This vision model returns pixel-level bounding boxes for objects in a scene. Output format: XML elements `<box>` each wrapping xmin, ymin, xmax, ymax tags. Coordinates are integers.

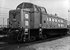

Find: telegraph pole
<box><xmin>68</xmin><ymin>9</ymin><xmax>70</xmax><ymax>25</ymax></box>
<box><xmin>3</xmin><ymin>18</ymin><xmax>4</xmax><ymax>27</ymax></box>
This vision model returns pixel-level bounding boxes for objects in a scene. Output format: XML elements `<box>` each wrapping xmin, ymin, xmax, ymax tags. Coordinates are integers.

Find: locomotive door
<box><xmin>33</xmin><ymin>5</ymin><xmax>43</xmax><ymax>39</ymax></box>
<box><xmin>40</xmin><ymin>7</ymin><xmax>47</xmax><ymax>28</ymax></box>
<box><xmin>29</xmin><ymin>5</ymin><xmax>41</xmax><ymax>28</ymax></box>
<box><xmin>33</xmin><ymin>5</ymin><xmax>40</xmax><ymax>28</ymax></box>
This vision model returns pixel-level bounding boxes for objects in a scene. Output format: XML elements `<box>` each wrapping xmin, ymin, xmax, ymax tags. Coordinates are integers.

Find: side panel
<box><xmin>63</xmin><ymin>20</ymin><xmax>67</xmax><ymax>28</ymax></box>
<box><xmin>51</xmin><ymin>17</ymin><xmax>58</xmax><ymax>28</ymax></box>
<box><xmin>30</xmin><ymin>12</ymin><xmax>34</xmax><ymax>29</ymax></box>
<box><xmin>34</xmin><ymin>12</ymin><xmax>40</xmax><ymax>28</ymax></box>
<box><xmin>42</xmin><ymin>14</ymin><xmax>67</xmax><ymax>29</ymax></box>
<box><xmin>42</xmin><ymin>14</ymin><xmax>47</xmax><ymax>28</ymax></box>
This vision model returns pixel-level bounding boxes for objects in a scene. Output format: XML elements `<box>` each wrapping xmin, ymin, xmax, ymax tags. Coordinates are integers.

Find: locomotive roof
<box><xmin>16</xmin><ymin>2</ymin><xmax>33</xmax><ymax>9</ymax></box>
<box><xmin>16</xmin><ymin>2</ymin><xmax>67</xmax><ymax>21</ymax></box>
<box><xmin>16</xmin><ymin>2</ymin><xmax>46</xmax><ymax>9</ymax></box>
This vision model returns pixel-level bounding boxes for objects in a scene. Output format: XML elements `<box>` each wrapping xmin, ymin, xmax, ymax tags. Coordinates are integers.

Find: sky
<box><xmin>0</xmin><ymin>0</ymin><xmax>69</xmax><ymax>25</ymax></box>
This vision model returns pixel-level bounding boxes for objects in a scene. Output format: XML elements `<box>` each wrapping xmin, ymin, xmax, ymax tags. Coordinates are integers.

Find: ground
<box><xmin>14</xmin><ymin>36</ymin><xmax>70</xmax><ymax>50</ymax></box>
<box><xmin>1</xmin><ymin>35</ymin><xmax>70</xmax><ymax>50</ymax></box>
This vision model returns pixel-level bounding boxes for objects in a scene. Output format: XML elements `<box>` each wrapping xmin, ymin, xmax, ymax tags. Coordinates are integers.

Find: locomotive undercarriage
<box><xmin>42</xmin><ymin>28</ymin><xmax>68</xmax><ymax>37</ymax></box>
<box><xmin>0</xmin><ymin>28</ymin><xmax>68</xmax><ymax>43</ymax></box>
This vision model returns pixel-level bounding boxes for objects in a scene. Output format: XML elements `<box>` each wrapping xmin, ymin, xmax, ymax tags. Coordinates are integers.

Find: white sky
<box><xmin>0</xmin><ymin>0</ymin><xmax>69</xmax><ymax>25</ymax></box>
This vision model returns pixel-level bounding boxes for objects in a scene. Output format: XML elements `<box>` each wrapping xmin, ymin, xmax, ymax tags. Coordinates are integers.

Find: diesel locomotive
<box><xmin>0</xmin><ymin>2</ymin><xmax>68</xmax><ymax>42</ymax></box>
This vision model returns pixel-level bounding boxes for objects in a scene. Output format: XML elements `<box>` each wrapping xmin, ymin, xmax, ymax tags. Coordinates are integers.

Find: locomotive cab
<box><xmin>9</xmin><ymin>9</ymin><xmax>30</xmax><ymax>42</ymax></box>
<box><xmin>8</xmin><ymin>2</ymin><xmax>46</xmax><ymax>42</ymax></box>
<box><xmin>16</xmin><ymin>2</ymin><xmax>34</xmax><ymax>12</ymax></box>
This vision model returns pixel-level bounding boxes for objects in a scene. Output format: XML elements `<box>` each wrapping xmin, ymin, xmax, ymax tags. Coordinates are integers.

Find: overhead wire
<box><xmin>0</xmin><ymin>7</ymin><xmax>10</xmax><ymax>17</ymax></box>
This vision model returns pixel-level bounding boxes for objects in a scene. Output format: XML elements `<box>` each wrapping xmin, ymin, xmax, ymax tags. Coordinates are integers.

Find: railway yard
<box><xmin>0</xmin><ymin>1</ymin><xmax>69</xmax><ymax>50</ymax></box>
<box><xmin>0</xmin><ymin>34</ymin><xmax>70</xmax><ymax>50</ymax></box>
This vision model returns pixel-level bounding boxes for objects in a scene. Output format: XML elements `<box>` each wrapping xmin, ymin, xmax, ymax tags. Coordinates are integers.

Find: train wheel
<box><xmin>39</xmin><ymin>35</ymin><xmax>44</xmax><ymax>40</ymax></box>
<box><xmin>17</xmin><ymin>34</ymin><xmax>23</xmax><ymax>43</ymax></box>
<box><xmin>43</xmin><ymin>35</ymin><xmax>47</xmax><ymax>39</ymax></box>
<box><xmin>23</xmin><ymin>37</ymin><xmax>26</xmax><ymax>42</ymax></box>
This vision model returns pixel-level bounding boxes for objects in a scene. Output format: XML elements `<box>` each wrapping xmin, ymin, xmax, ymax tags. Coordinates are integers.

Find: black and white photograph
<box><xmin>0</xmin><ymin>0</ymin><xmax>69</xmax><ymax>50</ymax></box>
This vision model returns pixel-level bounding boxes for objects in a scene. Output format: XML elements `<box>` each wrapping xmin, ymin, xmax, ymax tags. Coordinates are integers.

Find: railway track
<box><xmin>0</xmin><ymin>33</ymin><xmax>69</xmax><ymax>50</ymax></box>
<box><xmin>19</xmin><ymin>34</ymin><xmax>69</xmax><ymax>46</ymax></box>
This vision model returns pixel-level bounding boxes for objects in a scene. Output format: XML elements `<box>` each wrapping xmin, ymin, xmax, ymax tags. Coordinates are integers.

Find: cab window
<box><xmin>40</xmin><ymin>7</ymin><xmax>47</xmax><ymax>14</ymax></box>
<box><xmin>49</xmin><ymin>18</ymin><xmax>51</xmax><ymax>21</ymax></box>
<box><xmin>55</xmin><ymin>19</ymin><xmax>57</xmax><ymax>22</ymax></box>
<box><xmin>34</xmin><ymin>5</ymin><xmax>39</xmax><ymax>12</ymax></box>
<box><xmin>60</xmin><ymin>20</ymin><xmax>63</xmax><ymax>23</ymax></box>
<box><xmin>52</xmin><ymin>18</ymin><xmax>55</xmax><ymax>22</ymax></box>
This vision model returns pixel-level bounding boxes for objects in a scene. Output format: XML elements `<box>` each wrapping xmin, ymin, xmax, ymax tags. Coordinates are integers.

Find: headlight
<box><xmin>0</xmin><ymin>35</ymin><xmax>4</xmax><ymax>37</ymax></box>
<box><xmin>15</xmin><ymin>30</ymin><xmax>19</xmax><ymax>32</ymax></box>
<box><xmin>25</xmin><ymin>28</ymin><xmax>28</xmax><ymax>32</ymax></box>
<box><xmin>0</xmin><ymin>35</ymin><xmax>8</xmax><ymax>37</ymax></box>
<box><xmin>25</xmin><ymin>21</ymin><xmax>29</xmax><ymax>26</ymax></box>
<box><xmin>25</xmin><ymin>14</ymin><xmax>29</xmax><ymax>19</ymax></box>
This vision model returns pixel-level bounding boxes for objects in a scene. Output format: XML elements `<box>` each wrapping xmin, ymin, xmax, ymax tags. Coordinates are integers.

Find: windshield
<box><xmin>23</xmin><ymin>3</ymin><xmax>33</xmax><ymax>8</ymax></box>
